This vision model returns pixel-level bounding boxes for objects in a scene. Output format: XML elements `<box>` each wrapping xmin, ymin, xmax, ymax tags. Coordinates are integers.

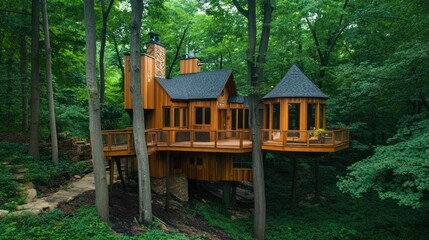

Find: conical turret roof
<box><xmin>263</xmin><ymin>65</ymin><xmax>328</xmax><ymax>99</ymax></box>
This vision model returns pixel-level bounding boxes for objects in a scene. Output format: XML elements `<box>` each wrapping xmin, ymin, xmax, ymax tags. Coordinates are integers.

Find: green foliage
<box><xmin>194</xmin><ymin>203</ymin><xmax>252</xmax><ymax>240</ymax></box>
<box><xmin>0</xmin><ymin>168</ymin><xmax>25</xmax><ymax>210</ymax></box>
<box><xmin>338</xmin><ymin>113</ymin><xmax>429</xmax><ymax>208</ymax></box>
<box><xmin>0</xmin><ymin>205</ymin><xmax>196</xmax><ymax>240</ymax></box>
<box><xmin>56</xmin><ymin>104</ymin><xmax>89</xmax><ymax>138</ymax></box>
<box><xmin>0</xmin><ymin>206</ymin><xmax>115</xmax><ymax>239</ymax></box>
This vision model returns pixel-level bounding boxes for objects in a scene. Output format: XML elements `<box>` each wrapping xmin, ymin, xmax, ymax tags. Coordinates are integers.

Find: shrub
<box><xmin>0</xmin><ymin>168</ymin><xmax>25</xmax><ymax>210</ymax></box>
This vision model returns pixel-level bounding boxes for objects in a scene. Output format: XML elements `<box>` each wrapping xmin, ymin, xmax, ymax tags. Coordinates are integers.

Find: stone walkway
<box><xmin>15</xmin><ymin>172</ymin><xmax>95</xmax><ymax>215</ymax></box>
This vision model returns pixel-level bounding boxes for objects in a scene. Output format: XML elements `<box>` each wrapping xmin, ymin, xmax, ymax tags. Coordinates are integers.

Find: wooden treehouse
<box><xmin>101</xmin><ymin>33</ymin><xmax>349</xmax><ymax>202</ymax></box>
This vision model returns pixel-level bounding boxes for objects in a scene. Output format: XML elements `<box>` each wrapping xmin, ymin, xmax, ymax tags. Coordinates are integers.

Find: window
<box><xmin>173</xmin><ymin>107</ymin><xmax>188</xmax><ymax>128</ymax></box>
<box><xmin>233</xmin><ymin>156</ymin><xmax>252</xmax><ymax>169</ymax></box>
<box><xmin>174</xmin><ymin>108</ymin><xmax>180</xmax><ymax>127</ymax></box>
<box><xmin>163</xmin><ymin>107</ymin><xmax>171</xmax><ymax>127</ymax></box>
<box><xmin>272</xmin><ymin>103</ymin><xmax>280</xmax><ymax>130</ymax></box>
<box><xmin>196</xmin><ymin>158</ymin><xmax>203</xmax><ymax>166</ymax></box>
<box><xmin>265</xmin><ymin>104</ymin><xmax>270</xmax><ymax>129</ymax></box>
<box><xmin>232</xmin><ymin>108</ymin><xmax>250</xmax><ymax>130</ymax></box>
<box><xmin>307</xmin><ymin>104</ymin><xmax>316</xmax><ymax>130</ymax></box>
<box><xmin>288</xmin><ymin>103</ymin><xmax>300</xmax><ymax>130</ymax></box>
<box><xmin>195</xmin><ymin>107</ymin><xmax>210</xmax><ymax>124</ymax></box>
<box><xmin>319</xmin><ymin>104</ymin><xmax>325</xmax><ymax>129</ymax></box>
<box><xmin>190</xmin><ymin>158</ymin><xmax>195</xmax><ymax>165</ymax></box>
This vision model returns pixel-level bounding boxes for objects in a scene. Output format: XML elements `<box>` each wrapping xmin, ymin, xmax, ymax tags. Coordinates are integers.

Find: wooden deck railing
<box><xmin>261</xmin><ymin>128</ymin><xmax>350</xmax><ymax>149</ymax></box>
<box><xmin>101</xmin><ymin>128</ymin><xmax>252</xmax><ymax>153</ymax></box>
<box><xmin>102</xmin><ymin>127</ymin><xmax>349</xmax><ymax>154</ymax></box>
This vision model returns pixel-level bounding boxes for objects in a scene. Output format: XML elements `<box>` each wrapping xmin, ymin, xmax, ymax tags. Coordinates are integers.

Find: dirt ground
<box><xmin>58</xmin><ymin>182</ymin><xmax>241</xmax><ymax>239</ymax></box>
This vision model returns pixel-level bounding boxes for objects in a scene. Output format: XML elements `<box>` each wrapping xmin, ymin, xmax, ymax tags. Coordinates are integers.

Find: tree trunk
<box><xmin>130</xmin><ymin>0</ymin><xmax>152</xmax><ymax>225</ymax></box>
<box><xmin>166</xmin><ymin>23</ymin><xmax>190</xmax><ymax>79</ymax></box>
<box><xmin>99</xmin><ymin>0</ymin><xmax>114</xmax><ymax>103</ymax></box>
<box><xmin>41</xmin><ymin>0</ymin><xmax>58</xmax><ymax>165</ymax></box>
<box><xmin>21</xmin><ymin>35</ymin><xmax>28</xmax><ymax>132</ymax></box>
<box><xmin>232</xmin><ymin>1</ymin><xmax>273</xmax><ymax>238</ymax></box>
<box><xmin>83</xmin><ymin>0</ymin><xmax>109</xmax><ymax>222</ymax></box>
<box><xmin>6</xmin><ymin>56</ymin><xmax>13</xmax><ymax>128</ymax></box>
<box><xmin>249</xmin><ymin>94</ymin><xmax>266</xmax><ymax>239</ymax></box>
<box><xmin>112</xmin><ymin>32</ymin><xmax>125</xmax><ymax>91</ymax></box>
<box><xmin>29</xmin><ymin>0</ymin><xmax>41</xmax><ymax>160</ymax></box>
<box><xmin>291</xmin><ymin>158</ymin><xmax>298</xmax><ymax>210</ymax></box>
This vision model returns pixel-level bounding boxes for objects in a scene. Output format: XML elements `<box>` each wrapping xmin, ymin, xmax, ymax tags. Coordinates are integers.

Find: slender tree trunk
<box><xmin>21</xmin><ymin>35</ymin><xmax>28</xmax><ymax>132</ymax></box>
<box><xmin>99</xmin><ymin>0</ymin><xmax>114</xmax><ymax>103</ymax></box>
<box><xmin>41</xmin><ymin>0</ymin><xmax>58</xmax><ymax>165</ymax></box>
<box><xmin>166</xmin><ymin>23</ymin><xmax>190</xmax><ymax>79</ymax></box>
<box><xmin>314</xmin><ymin>157</ymin><xmax>320</xmax><ymax>202</ymax></box>
<box><xmin>29</xmin><ymin>0</ymin><xmax>41</xmax><ymax>160</ymax></box>
<box><xmin>130</xmin><ymin>0</ymin><xmax>152</xmax><ymax>225</ymax></box>
<box><xmin>83</xmin><ymin>0</ymin><xmax>109</xmax><ymax>222</ymax></box>
<box><xmin>249</xmin><ymin>94</ymin><xmax>266</xmax><ymax>239</ymax></box>
<box><xmin>112</xmin><ymin>32</ymin><xmax>124</xmax><ymax>91</ymax></box>
<box><xmin>233</xmin><ymin>1</ymin><xmax>273</xmax><ymax>238</ymax></box>
<box><xmin>291</xmin><ymin>158</ymin><xmax>298</xmax><ymax>210</ymax></box>
<box><xmin>6</xmin><ymin>55</ymin><xmax>13</xmax><ymax>128</ymax></box>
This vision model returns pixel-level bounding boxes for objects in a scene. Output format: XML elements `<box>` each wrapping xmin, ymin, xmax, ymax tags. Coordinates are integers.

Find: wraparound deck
<box><xmin>101</xmin><ymin>127</ymin><xmax>349</xmax><ymax>157</ymax></box>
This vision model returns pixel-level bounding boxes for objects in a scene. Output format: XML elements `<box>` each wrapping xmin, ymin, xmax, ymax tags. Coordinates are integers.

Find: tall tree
<box><xmin>304</xmin><ymin>0</ymin><xmax>351</xmax><ymax>90</ymax></box>
<box><xmin>130</xmin><ymin>0</ymin><xmax>152</xmax><ymax>225</ymax></box>
<box><xmin>83</xmin><ymin>0</ymin><xmax>109</xmax><ymax>222</ymax></box>
<box><xmin>99</xmin><ymin>0</ymin><xmax>114</xmax><ymax>103</ymax></box>
<box><xmin>29</xmin><ymin>0</ymin><xmax>41</xmax><ymax>160</ymax></box>
<box><xmin>41</xmin><ymin>0</ymin><xmax>58</xmax><ymax>164</ymax></box>
<box><xmin>232</xmin><ymin>0</ymin><xmax>273</xmax><ymax>239</ymax></box>
<box><xmin>20</xmin><ymin>35</ymin><xmax>28</xmax><ymax>132</ymax></box>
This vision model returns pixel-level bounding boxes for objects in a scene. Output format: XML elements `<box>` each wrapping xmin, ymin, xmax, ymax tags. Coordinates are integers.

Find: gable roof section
<box><xmin>263</xmin><ymin>65</ymin><xmax>328</xmax><ymax>99</ymax></box>
<box><xmin>156</xmin><ymin>69</ymin><xmax>234</xmax><ymax>100</ymax></box>
<box><xmin>228</xmin><ymin>96</ymin><xmax>249</xmax><ymax>107</ymax></box>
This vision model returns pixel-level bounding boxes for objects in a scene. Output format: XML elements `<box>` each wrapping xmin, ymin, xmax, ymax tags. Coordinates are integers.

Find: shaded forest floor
<box><xmin>58</xmin><ymin>182</ymin><xmax>244</xmax><ymax>239</ymax></box>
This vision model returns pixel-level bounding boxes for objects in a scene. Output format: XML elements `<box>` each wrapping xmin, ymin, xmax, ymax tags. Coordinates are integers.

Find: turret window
<box><xmin>307</xmin><ymin>104</ymin><xmax>316</xmax><ymax>130</ymax></box>
<box><xmin>288</xmin><ymin>103</ymin><xmax>300</xmax><ymax>130</ymax></box>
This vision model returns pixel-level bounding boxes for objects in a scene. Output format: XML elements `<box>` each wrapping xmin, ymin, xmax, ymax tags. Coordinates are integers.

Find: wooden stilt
<box><xmin>222</xmin><ymin>181</ymin><xmax>237</xmax><ymax>209</ymax></box>
<box><xmin>291</xmin><ymin>158</ymin><xmax>298</xmax><ymax>210</ymax></box>
<box><xmin>165</xmin><ymin>151</ymin><xmax>170</xmax><ymax>211</ymax></box>
<box><xmin>115</xmin><ymin>158</ymin><xmax>126</xmax><ymax>190</ymax></box>
<box><xmin>314</xmin><ymin>157</ymin><xmax>320</xmax><ymax>203</ymax></box>
<box><xmin>109</xmin><ymin>157</ymin><xmax>114</xmax><ymax>204</ymax></box>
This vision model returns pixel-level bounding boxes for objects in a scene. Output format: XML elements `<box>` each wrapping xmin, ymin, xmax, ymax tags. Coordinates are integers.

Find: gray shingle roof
<box><xmin>228</xmin><ymin>96</ymin><xmax>249</xmax><ymax>107</ymax></box>
<box><xmin>156</xmin><ymin>69</ymin><xmax>233</xmax><ymax>100</ymax></box>
<box><xmin>263</xmin><ymin>65</ymin><xmax>328</xmax><ymax>99</ymax></box>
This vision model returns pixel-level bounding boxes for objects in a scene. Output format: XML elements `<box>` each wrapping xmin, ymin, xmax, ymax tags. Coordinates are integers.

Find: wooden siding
<box><xmin>180</xmin><ymin>58</ymin><xmax>200</xmax><ymax>74</ymax></box>
<box><xmin>150</xmin><ymin>152</ymin><xmax>252</xmax><ymax>181</ymax></box>
<box><xmin>124</xmin><ymin>54</ymin><xmax>155</xmax><ymax>109</ymax></box>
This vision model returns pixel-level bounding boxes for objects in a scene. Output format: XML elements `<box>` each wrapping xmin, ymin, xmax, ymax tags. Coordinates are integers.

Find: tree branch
<box><xmin>232</xmin><ymin>0</ymin><xmax>248</xmax><ymax>17</ymax></box>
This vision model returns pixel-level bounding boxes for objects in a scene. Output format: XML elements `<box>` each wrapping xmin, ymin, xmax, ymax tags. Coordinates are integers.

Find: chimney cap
<box><xmin>146</xmin><ymin>32</ymin><xmax>165</xmax><ymax>47</ymax></box>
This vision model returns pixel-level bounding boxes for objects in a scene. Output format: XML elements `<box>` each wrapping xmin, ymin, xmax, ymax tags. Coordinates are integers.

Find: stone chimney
<box><xmin>180</xmin><ymin>45</ymin><xmax>200</xmax><ymax>74</ymax></box>
<box><xmin>146</xmin><ymin>32</ymin><xmax>166</xmax><ymax>78</ymax></box>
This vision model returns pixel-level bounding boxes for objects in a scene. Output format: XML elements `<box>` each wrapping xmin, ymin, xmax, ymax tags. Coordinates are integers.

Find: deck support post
<box><xmin>109</xmin><ymin>157</ymin><xmax>114</xmax><ymax>205</ymax></box>
<box><xmin>115</xmin><ymin>158</ymin><xmax>126</xmax><ymax>190</ymax></box>
<box><xmin>314</xmin><ymin>157</ymin><xmax>320</xmax><ymax>203</ymax></box>
<box><xmin>165</xmin><ymin>151</ymin><xmax>170</xmax><ymax>211</ymax></box>
<box><xmin>222</xmin><ymin>181</ymin><xmax>237</xmax><ymax>209</ymax></box>
<box><xmin>291</xmin><ymin>158</ymin><xmax>298</xmax><ymax>210</ymax></box>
